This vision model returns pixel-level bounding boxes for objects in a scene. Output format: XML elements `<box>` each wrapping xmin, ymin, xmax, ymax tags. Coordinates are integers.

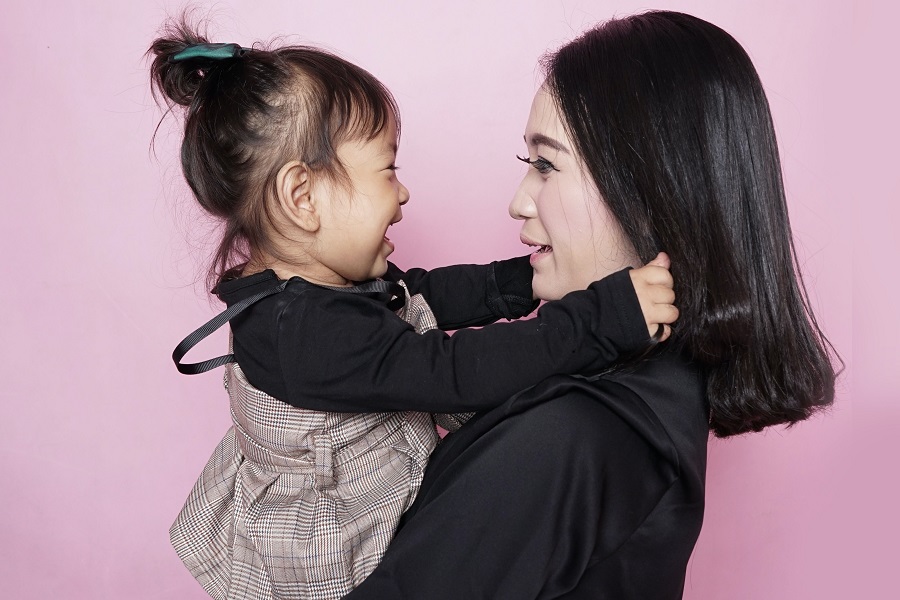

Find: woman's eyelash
<box><xmin>386</xmin><ymin>164</ymin><xmax>399</xmax><ymax>171</ymax></box>
<box><xmin>516</xmin><ymin>154</ymin><xmax>559</xmax><ymax>174</ymax></box>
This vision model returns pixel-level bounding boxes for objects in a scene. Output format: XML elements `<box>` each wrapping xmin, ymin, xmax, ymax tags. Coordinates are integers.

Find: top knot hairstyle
<box><xmin>542</xmin><ymin>11</ymin><xmax>838</xmax><ymax>437</ymax></box>
<box><xmin>148</xmin><ymin>18</ymin><xmax>400</xmax><ymax>291</ymax></box>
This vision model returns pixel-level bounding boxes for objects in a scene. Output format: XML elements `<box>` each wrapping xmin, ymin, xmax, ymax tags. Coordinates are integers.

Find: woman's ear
<box><xmin>275</xmin><ymin>161</ymin><xmax>319</xmax><ymax>232</ymax></box>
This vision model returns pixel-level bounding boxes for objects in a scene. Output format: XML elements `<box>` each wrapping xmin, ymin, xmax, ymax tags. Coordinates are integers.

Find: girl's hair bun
<box><xmin>148</xmin><ymin>20</ymin><xmax>214</xmax><ymax>107</ymax></box>
<box><xmin>148</xmin><ymin>13</ymin><xmax>402</xmax><ymax>292</ymax></box>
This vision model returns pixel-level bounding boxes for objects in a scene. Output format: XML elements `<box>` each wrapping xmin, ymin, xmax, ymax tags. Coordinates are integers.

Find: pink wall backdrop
<box><xmin>1</xmin><ymin>0</ymin><xmax>891</xmax><ymax>597</ymax></box>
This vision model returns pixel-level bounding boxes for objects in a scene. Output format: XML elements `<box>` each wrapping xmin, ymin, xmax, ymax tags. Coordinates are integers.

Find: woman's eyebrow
<box><xmin>525</xmin><ymin>133</ymin><xmax>570</xmax><ymax>154</ymax></box>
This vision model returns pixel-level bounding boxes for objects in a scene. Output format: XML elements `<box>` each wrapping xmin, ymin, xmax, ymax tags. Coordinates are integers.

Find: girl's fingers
<box><xmin>646</xmin><ymin>305</ymin><xmax>678</xmax><ymax>339</ymax></box>
<box><xmin>649</xmin><ymin>304</ymin><xmax>679</xmax><ymax>326</ymax></box>
<box><xmin>640</xmin><ymin>266</ymin><xmax>674</xmax><ymax>287</ymax></box>
<box><xmin>647</xmin><ymin>251</ymin><xmax>671</xmax><ymax>269</ymax></box>
<box><xmin>640</xmin><ymin>253</ymin><xmax>676</xmax><ymax>343</ymax></box>
<box><xmin>663</xmin><ymin>305</ymin><xmax>679</xmax><ymax>323</ymax></box>
<box><xmin>648</xmin><ymin>322</ymin><xmax>672</xmax><ymax>342</ymax></box>
<box><xmin>658</xmin><ymin>324</ymin><xmax>672</xmax><ymax>342</ymax></box>
<box><xmin>651</xmin><ymin>287</ymin><xmax>676</xmax><ymax>305</ymax></box>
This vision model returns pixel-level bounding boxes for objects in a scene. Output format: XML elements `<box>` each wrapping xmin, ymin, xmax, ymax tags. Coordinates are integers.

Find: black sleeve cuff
<box><xmin>589</xmin><ymin>267</ymin><xmax>650</xmax><ymax>351</ymax></box>
<box><xmin>487</xmin><ymin>256</ymin><xmax>539</xmax><ymax>319</ymax></box>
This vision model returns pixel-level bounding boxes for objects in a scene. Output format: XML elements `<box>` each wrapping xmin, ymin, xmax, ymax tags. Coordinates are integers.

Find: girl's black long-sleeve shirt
<box><xmin>218</xmin><ymin>257</ymin><xmax>649</xmax><ymax>414</ymax></box>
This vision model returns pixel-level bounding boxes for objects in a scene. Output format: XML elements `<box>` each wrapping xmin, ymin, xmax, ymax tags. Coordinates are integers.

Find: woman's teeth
<box><xmin>537</xmin><ymin>245</ymin><xmax>552</xmax><ymax>253</ymax></box>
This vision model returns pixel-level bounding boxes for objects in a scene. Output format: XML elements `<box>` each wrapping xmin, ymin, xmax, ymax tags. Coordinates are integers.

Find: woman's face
<box><xmin>509</xmin><ymin>88</ymin><xmax>639</xmax><ymax>301</ymax></box>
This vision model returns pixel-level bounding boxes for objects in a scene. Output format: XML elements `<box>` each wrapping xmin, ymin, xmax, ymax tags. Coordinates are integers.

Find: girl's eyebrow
<box><xmin>525</xmin><ymin>133</ymin><xmax>570</xmax><ymax>154</ymax></box>
<box><xmin>381</xmin><ymin>141</ymin><xmax>398</xmax><ymax>156</ymax></box>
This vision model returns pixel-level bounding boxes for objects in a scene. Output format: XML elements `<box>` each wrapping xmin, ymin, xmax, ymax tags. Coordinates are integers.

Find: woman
<box><xmin>345</xmin><ymin>10</ymin><xmax>836</xmax><ymax>599</ymax></box>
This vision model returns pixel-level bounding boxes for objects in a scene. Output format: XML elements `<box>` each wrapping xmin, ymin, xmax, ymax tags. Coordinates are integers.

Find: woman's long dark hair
<box><xmin>543</xmin><ymin>11</ymin><xmax>837</xmax><ymax>437</ymax></box>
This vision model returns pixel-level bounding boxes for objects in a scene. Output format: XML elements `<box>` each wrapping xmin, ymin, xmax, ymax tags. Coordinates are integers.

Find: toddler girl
<box><xmin>150</xmin><ymin>23</ymin><xmax>676</xmax><ymax>600</ymax></box>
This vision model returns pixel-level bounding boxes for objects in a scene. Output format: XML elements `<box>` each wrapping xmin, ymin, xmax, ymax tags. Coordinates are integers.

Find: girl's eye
<box><xmin>387</xmin><ymin>164</ymin><xmax>399</xmax><ymax>171</ymax></box>
<box><xmin>516</xmin><ymin>154</ymin><xmax>559</xmax><ymax>174</ymax></box>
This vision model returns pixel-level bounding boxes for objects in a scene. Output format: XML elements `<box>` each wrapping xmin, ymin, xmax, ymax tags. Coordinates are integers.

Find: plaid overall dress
<box><xmin>170</xmin><ymin>282</ymin><xmax>471</xmax><ymax>599</ymax></box>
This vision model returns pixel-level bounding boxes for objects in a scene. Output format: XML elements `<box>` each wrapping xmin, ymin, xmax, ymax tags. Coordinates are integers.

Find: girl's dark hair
<box><xmin>543</xmin><ymin>11</ymin><xmax>837</xmax><ymax>437</ymax></box>
<box><xmin>148</xmin><ymin>17</ymin><xmax>400</xmax><ymax>291</ymax></box>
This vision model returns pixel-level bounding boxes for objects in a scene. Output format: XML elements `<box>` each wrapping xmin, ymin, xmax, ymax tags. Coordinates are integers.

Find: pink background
<box><xmin>0</xmin><ymin>0</ymin><xmax>893</xmax><ymax>597</ymax></box>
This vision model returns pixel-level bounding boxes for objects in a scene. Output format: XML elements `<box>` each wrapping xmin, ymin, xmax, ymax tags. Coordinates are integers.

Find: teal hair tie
<box><xmin>170</xmin><ymin>43</ymin><xmax>248</xmax><ymax>62</ymax></box>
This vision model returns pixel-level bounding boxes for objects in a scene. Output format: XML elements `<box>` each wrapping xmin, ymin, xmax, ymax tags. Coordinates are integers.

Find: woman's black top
<box><xmin>344</xmin><ymin>349</ymin><xmax>709</xmax><ymax>599</ymax></box>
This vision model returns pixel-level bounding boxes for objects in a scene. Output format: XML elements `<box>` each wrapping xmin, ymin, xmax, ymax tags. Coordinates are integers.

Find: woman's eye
<box><xmin>532</xmin><ymin>157</ymin><xmax>557</xmax><ymax>174</ymax></box>
<box><xmin>516</xmin><ymin>154</ymin><xmax>559</xmax><ymax>175</ymax></box>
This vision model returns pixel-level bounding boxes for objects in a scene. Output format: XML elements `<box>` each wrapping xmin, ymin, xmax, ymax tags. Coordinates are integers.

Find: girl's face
<box><xmin>509</xmin><ymin>88</ymin><xmax>638</xmax><ymax>301</ymax></box>
<box><xmin>315</xmin><ymin>117</ymin><xmax>410</xmax><ymax>283</ymax></box>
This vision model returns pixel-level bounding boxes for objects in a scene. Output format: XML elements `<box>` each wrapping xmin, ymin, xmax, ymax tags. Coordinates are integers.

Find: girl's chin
<box><xmin>371</xmin><ymin>261</ymin><xmax>389</xmax><ymax>279</ymax></box>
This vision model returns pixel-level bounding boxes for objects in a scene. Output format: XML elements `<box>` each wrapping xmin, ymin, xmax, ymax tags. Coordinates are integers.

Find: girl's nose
<box><xmin>399</xmin><ymin>182</ymin><xmax>410</xmax><ymax>206</ymax></box>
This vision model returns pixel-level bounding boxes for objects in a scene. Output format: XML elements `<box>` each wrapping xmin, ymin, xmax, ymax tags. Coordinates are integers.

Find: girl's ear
<box><xmin>275</xmin><ymin>161</ymin><xmax>320</xmax><ymax>232</ymax></box>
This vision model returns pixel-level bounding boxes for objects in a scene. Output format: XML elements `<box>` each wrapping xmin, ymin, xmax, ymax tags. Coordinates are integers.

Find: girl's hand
<box><xmin>629</xmin><ymin>252</ymin><xmax>678</xmax><ymax>342</ymax></box>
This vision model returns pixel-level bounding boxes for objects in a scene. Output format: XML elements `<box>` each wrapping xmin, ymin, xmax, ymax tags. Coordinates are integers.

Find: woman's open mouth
<box><xmin>529</xmin><ymin>245</ymin><xmax>552</xmax><ymax>265</ymax></box>
<box><xmin>520</xmin><ymin>235</ymin><xmax>552</xmax><ymax>264</ymax></box>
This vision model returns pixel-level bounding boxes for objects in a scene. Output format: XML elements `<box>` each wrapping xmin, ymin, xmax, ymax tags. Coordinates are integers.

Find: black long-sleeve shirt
<box><xmin>218</xmin><ymin>257</ymin><xmax>649</xmax><ymax>414</ymax></box>
<box><xmin>343</xmin><ymin>350</ymin><xmax>709</xmax><ymax>599</ymax></box>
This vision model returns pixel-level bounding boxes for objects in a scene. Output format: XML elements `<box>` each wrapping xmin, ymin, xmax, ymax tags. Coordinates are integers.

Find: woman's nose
<box><xmin>509</xmin><ymin>185</ymin><xmax>536</xmax><ymax>220</ymax></box>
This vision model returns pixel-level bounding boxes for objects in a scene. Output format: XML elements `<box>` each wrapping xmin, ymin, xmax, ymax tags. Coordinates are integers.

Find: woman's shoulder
<box><xmin>603</xmin><ymin>350</ymin><xmax>706</xmax><ymax>409</ymax></box>
<box><xmin>603</xmin><ymin>351</ymin><xmax>709</xmax><ymax>481</ymax></box>
<box><xmin>525</xmin><ymin>351</ymin><xmax>705</xmax><ymax>420</ymax></box>
<box><xmin>511</xmin><ymin>351</ymin><xmax>708</xmax><ymax>477</ymax></box>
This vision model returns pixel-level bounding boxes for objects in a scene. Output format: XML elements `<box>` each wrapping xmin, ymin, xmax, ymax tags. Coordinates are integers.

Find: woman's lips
<box><xmin>383</xmin><ymin>235</ymin><xmax>395</xmax><ymax>252</ymax></box>
<box><xmin>529</xmin><ymin>245</ymin><xmax>552</xmax><ymax>265</ymax></box>
<box><xmin>521</xmin><ymin>234</ymin><xmax>552</xmax><ymax>264</ymax></box>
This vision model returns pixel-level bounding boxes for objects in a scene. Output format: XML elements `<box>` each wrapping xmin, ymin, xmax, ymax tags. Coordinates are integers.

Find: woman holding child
<box><xmin>156</xmin><ymin>9</ymin><xmax>836</xmax><ymax>600</ymax></box>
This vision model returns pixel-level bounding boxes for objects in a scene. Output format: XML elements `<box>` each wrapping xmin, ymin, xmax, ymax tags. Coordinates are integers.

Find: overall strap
<box><xmin>172</xmin><ymin>278</ymin><xmax>405</xmax><ymax>374</ymax></box>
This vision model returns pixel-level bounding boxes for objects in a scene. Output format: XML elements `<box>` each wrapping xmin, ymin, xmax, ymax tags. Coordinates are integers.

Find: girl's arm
<box><xmin>383</xmin><ymin>257</ymin><xmax>537</xmax><ymax>329</ymax></box>
<box><xmin>267</xmin><ymin>268</ymin><xmax>657</xmax><ymax>414</ymax></box>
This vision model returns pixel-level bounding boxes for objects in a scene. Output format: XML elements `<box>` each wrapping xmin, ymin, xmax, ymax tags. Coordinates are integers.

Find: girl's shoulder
<box><xmin>218</xmin><ymin>269</ymin><xmax>390</xmax><ymax>311</ymax></box>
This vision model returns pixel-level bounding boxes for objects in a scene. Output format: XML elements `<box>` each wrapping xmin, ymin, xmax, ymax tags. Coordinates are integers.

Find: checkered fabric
<box><xmin>170</xmin><ymin>284</ymin><xmax>471</xmax><ymax>599</ymax></box>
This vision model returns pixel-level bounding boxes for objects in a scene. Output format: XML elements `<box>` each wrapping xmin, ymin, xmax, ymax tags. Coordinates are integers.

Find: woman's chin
<box><xmin>533</xmin><ymin>269</ymin><xmax>598</xmax><ymax>301</ymax></box>
<box><xmin>532</xmin><ymin>278</ymin><xmax>566</xmax><ymax>302</ymax></box>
